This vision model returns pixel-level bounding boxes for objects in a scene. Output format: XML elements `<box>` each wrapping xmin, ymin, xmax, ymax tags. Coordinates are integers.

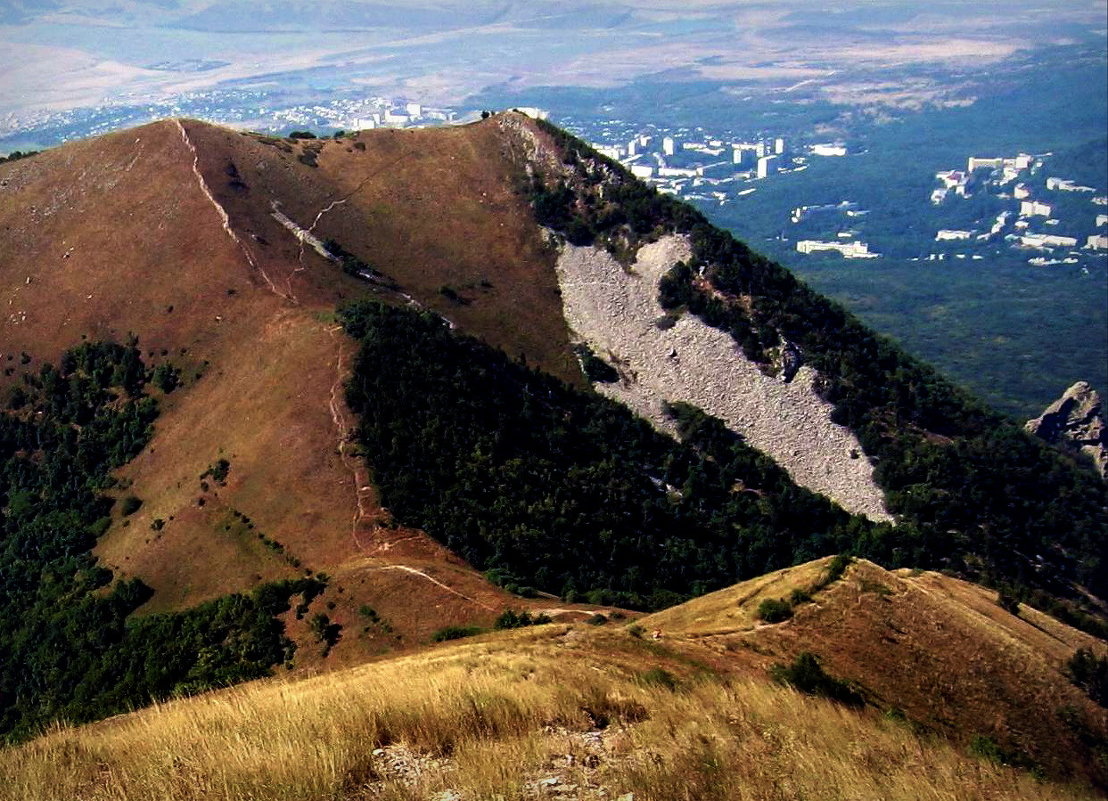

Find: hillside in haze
<box><xmin>0</xmin><ymin>113</ymin><xmax>1105</xmax><ymax>796</ymax></box>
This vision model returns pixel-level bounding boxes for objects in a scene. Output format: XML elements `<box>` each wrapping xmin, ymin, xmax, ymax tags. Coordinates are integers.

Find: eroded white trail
<box><xmin>175</xmin><ymin>119</ymin><xmax>291</xmax><ymax>302</ymax></box>
<box><xmin>178</xmin><ymin>122</ymin><xmax>492</xmax><ymax>610</ymax></box>
<box><xmin>327</xmin><ymin>325</ymin><xmax>376</xmax><ymax>552</ymax></box>
<box><xmin>371</xmin><ymin>565</ymin><xmax>495</xmax><ymax>611</ymax></box>
<box><xmin>326</xmin><ymin>326</ymin><xmax>493</xmax><ymax>611</ymax></box>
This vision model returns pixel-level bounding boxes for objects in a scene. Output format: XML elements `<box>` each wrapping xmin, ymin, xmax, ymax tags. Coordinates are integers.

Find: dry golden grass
<box><xmin>642</xmin><ymin>558</ymin><xmax>1108</xmax><ymax>788</ymax></box>
<box><xmin>0</xmin><ymin>623</ymin><xmax>1094</xmax><ymax>801</ymax></box>
<box><xmin>639</xmin><ymin>556</ymin><xmax>835</xmax><ymax>636</ymax></box>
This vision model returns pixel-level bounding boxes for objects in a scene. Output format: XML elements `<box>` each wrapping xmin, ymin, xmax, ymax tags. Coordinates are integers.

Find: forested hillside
<box><xmin>0</xmin><ymin>343</ymin><xmax>322</xmax><ymax>741</ymax></box>
<box><xmin>342</xmin><ymin>301</ymin><xmax>973</xmax><ymax>608</ymax></box>
<box><xmin>520</xmin><ymin>119</ymin><xmax>1107</xmax><ymax>622</ymax></box>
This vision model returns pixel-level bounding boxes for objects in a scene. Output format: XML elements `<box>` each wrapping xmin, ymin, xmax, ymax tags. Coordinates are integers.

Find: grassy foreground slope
<box><xmin>3</xmin><ymin>559</ymin><xmax>1102</xmax><ymax>800</ymax></box>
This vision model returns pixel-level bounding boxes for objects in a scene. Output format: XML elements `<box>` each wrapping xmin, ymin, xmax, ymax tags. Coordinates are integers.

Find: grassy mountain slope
<box><xmin>0</xmin><ymin>119</ymin><xmax>363</xmax><ymax>610</ymax></box>
<box><xmin>2</xmin><ymin>559</ymin><xmax>1102</xmax><ymax>800</ymax></box>
<box><xmin>184</xmin><ymin>120</ymin><xmax>580</xmax><ymax>383</ymax></box>
<box><xmin>643</xmin><ymin>557</ymin><xmax>1108</xmax><ymax>787</ymax></box>
<box><xmin>0</xmin><ymin>117</ymin><xmax>588</xmax><ymax>672</ymax></box>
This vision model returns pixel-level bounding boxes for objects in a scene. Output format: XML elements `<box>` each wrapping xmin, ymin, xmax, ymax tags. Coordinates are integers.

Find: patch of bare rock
<box><xmin>355</xmin><ymin>729</ymin><xmax>636</xmax><ymax>800</ymax></box>
<box><xmin>553</xmin><ymin>234</ymin><xmax>891</xmax><ymax>523</ymax></box>
<box><xmin>1026</xmin><ymin>380</ymin><xmax>1108</xmax><ymax>479</ymax></box>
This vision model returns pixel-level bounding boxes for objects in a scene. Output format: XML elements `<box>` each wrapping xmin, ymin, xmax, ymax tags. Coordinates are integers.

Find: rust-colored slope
<box><xmin>0</xmin><ymin>120</ymin><xmax>258</xmax><ymax>371</ymax></box>
<box><xmin>0</xmin><ymin>119</ymin><xmax>573</xmax><ymax>664</ymax></box>
<box><xmin>182</xmin><ymin>118</ymin><xmax>580</xmax><ymax>384</ymax></box>
<box><xmin>0</xmin><ymin>120</ymin><xmax>378</xmax><ymax>610</ymax></box>
<box><xmin>643</xmin><ymin>557</ymin><xmax>1108</xmax><ymax>786</ymax></box>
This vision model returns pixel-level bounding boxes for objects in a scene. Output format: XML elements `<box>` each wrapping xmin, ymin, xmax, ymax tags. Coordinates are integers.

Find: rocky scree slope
<box><xmin>554</xmin><ymin>232</ymin><xmax>890</xmax><ymax>522</ymax></box>
<box><xmin>504</xmin><ymin>115</ymin><xmax>1108</xmax><ymax>622</ymax></box>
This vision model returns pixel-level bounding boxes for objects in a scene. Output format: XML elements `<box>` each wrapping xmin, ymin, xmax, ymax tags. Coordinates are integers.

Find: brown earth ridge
<box><xmin>3</xmin><ymin>558</ymin><xmax>1106</xmax><ymax>798</ymax></box>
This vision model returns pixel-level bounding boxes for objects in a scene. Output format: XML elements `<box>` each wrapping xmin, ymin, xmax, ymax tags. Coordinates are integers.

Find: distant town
<box><xmin>928</xmin><ymin>153</ymin><xmax>1107</xmax><ymax>266</ymax></box>
<box><xmin>572</xmin><ymin>116</ymin><xmax>1106</xmax><ymax>269</ymax></box>
<box><xmin>0</xmin><ymin>89</ymin><xmax>473</xmax><ymax>150</ymax></box>
<box><xmin>570</xmin><ymin>117</ymin><xmax>885</xmax><ymax>260</ymax></box>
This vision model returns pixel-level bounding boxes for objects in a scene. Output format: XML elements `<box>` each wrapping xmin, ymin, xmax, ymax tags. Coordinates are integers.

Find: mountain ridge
<box><xmin>0</xmin><ymin>113</ymin><xmax>1105</xmax><ymax>777</ymax></box>
<box><xmin>2</xmin><ymin>557</ymin><xmax>1104</xmax><ymax>799</ymax></box>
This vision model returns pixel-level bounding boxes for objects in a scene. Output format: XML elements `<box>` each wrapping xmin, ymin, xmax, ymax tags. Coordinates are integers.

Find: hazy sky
<box><xmin>2</xmin><ymin>1</ymin><xmax>1105</xmax><ymax>129</ymax></box>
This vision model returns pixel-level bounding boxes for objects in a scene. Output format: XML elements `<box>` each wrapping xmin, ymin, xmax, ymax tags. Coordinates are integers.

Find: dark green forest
<box><xmin>524</xmin><ymin>120</ymin><xmax>1108</xmax><ymax>622</ymax></box>
<box><xmin>0</xmin><ymin>343</ymin><xmax>321</xmax><ymax>742</ymax></box>
<box><xmin>0</xmin><ymin>150</ymin><xmax>37</xmax><ymax>165</ymax></box>
<box><xmin>342</xmin><ymin>300</ymin><xmax>922</xmax><ymax>608</ymax></box>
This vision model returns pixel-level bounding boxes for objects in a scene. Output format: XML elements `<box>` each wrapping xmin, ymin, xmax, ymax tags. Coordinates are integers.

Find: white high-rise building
<box><xmin>756</xmin><ymin>154</ymin><xmax>780</xmax><ymax>179</ymax></box>
<box><xmin>662</xmin><ymin>137</ymin><xmax>676</xmax><ymax>156</ymax></box>
<box><xmin>811</xmin><ymin>143</ymin><xmax>847</xmax><ymax>157</ymax></box>
<box><xmin>774</xmin><ymin>137</ymin><xmax>786</xmax><ymax>155</ymax></box>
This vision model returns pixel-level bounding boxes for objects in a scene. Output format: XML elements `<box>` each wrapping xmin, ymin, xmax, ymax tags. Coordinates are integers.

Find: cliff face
<box><xmin>1026</xmin><ymin>381</ymin><xmax>1108</xmax><ymax>479</ymax></box>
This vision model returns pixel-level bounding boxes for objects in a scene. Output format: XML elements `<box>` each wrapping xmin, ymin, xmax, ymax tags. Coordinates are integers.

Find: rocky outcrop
<box><xmin>553</xmin><ymin>234</ymin><xmax>892</xmax><ymax>523</ymax></box>
<box><xmin>1026</xmin><ymin>381</ymin><xmax>1108</xmax><ymax>479</ymax></box>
